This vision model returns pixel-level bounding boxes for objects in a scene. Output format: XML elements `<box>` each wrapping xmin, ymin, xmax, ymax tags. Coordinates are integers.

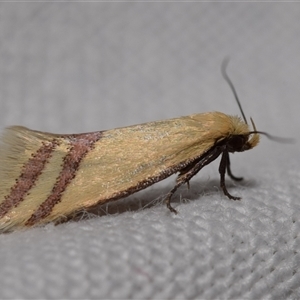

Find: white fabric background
<box><xmin>0</xmin><ymin>2</ymin><xmax>299</xmax><ymax>299</ymax></box>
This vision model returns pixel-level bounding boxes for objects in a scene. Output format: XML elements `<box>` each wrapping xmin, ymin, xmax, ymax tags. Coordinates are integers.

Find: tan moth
<box><xmin>0</xmin><ymin>60</ymin><xmax>284</xmax><ymax>232</ymax></box>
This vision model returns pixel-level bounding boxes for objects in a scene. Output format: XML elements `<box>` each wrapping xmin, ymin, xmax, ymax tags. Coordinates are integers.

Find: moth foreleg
<box><xmin>219</xmin><ymin>151</ymin><xmax>241</xmax><ymax>200</ymax></box>
<box><xmin>225</xmin><ymin>151</ymin><xmax>243</xmax><ymax>181</ymax></box>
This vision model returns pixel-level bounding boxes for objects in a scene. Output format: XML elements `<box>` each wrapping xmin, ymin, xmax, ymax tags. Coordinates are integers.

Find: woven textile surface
<box><xmin>0</xmin><ymin>3</ymin><xmax>299</xmax><ymax>299</ymax></box>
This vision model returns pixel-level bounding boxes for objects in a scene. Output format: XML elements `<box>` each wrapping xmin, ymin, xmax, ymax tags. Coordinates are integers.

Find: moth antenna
<box><xmin>248</xmin><ymin>130</ymin><xmax>294</xmax><ymax>144</ymax></box>
<box><xmin>249</xmin><ymin>117</ymin><xmax>294</xmax><ymax>143</ymax></box>
<box><xmin>250</xmin><ymin>117</ymin><xmax>257</xmax><ymax>131</ymax></box>
<box><xmin>249</xmin><ymin>117</ymin><xmax>295</xmax><ymax>144</ymax></box>
<box><xmin>221</xmin><ymin>58</ymin><xmax>248</xmax><ymax>124</ymax></box>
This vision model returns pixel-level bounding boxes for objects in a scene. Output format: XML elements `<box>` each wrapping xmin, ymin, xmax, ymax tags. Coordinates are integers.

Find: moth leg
<box><xmin>178</xmin><ymin>165</ymin><xmax>192</xmax><ymax>189</ymax></box>
<box><xmin>186</xmin><ymin>181</ymin><xmax>190</xmax><ymax>189</ymax></box>
<box><xmin>166</xmin><ymin>145</ymin><xmax>223</xmax><ymax>213</ymax></box>
<box><xmin>226</xmin><ymin>152</ymin><xmax>243</xmax><ymax>181</ymax></box>
<box><xmin>219</xmin><ymin>151</ymin><xmax>241</xmax><ymax>200</ymax></box>
<box><xmin>165</xmin><ymin>171</ymin><xmax>194</xmax><ymax>213</ymax></box>
<box><xmin>165</xmin><ymin>184</ymin><xmax>181</xmax><ymax>214</ymax></box>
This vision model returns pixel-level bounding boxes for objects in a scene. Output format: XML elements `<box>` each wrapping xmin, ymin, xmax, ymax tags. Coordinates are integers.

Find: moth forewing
<box><xmin>34</xmin><ymin>114</ymin><xmax>225</xmax><ymax>225</ymax></box>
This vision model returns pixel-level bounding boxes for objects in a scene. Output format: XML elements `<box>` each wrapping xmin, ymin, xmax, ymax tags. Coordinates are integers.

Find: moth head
<box><xmin>224</xmin><ymin>116</ymin><xmax>259</xmax><ymax>153</ymax></box>
<box><xmin>245</xmin><ymin>134</ymin><xmax>260</xmax><ymax>150</ymax></box>
<box><xmin>246</xmin><ymin>118</ymin><xmax>260</xmax><ymax>149</ymax></box>
<box><xmin>226</xmin><ymin>116</ymin><xmax>290</xmax><ymax>153</ymax></box>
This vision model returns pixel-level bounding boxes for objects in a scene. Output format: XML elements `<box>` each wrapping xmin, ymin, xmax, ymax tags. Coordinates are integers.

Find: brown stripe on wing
<box><xmin>0</xmin><ymin>140</ymin><xmax>60</xmax><ymax>217</ymax></box>
<box><xmin>26</xmin><ymin>132</ymin><xmax>102</xmax><ymax>226</ymax></box>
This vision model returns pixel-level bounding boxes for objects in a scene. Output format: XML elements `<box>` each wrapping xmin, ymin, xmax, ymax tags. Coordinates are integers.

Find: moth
<box><xmin>0</xmin><ymin>61</ymin><xmax>278</xmax><ymax>232</ymax></box>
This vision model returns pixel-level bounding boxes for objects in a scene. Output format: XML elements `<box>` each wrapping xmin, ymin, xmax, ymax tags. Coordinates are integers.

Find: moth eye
<box><xmin>227</xmin><ymin>135</ymin><xmax>247</xmax><ymax>152</ymax></box>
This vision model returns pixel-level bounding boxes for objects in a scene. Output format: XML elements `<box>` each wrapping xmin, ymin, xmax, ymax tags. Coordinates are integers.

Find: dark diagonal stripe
<box><xmin>0</xmin><ymin>140</ymin><xmax>59</xmax><ymax>217</ymax></box>
<box><xmin>26</xmin><ymin>132</ymin><xmax>102</xmax><ymax>226</ymax></box>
